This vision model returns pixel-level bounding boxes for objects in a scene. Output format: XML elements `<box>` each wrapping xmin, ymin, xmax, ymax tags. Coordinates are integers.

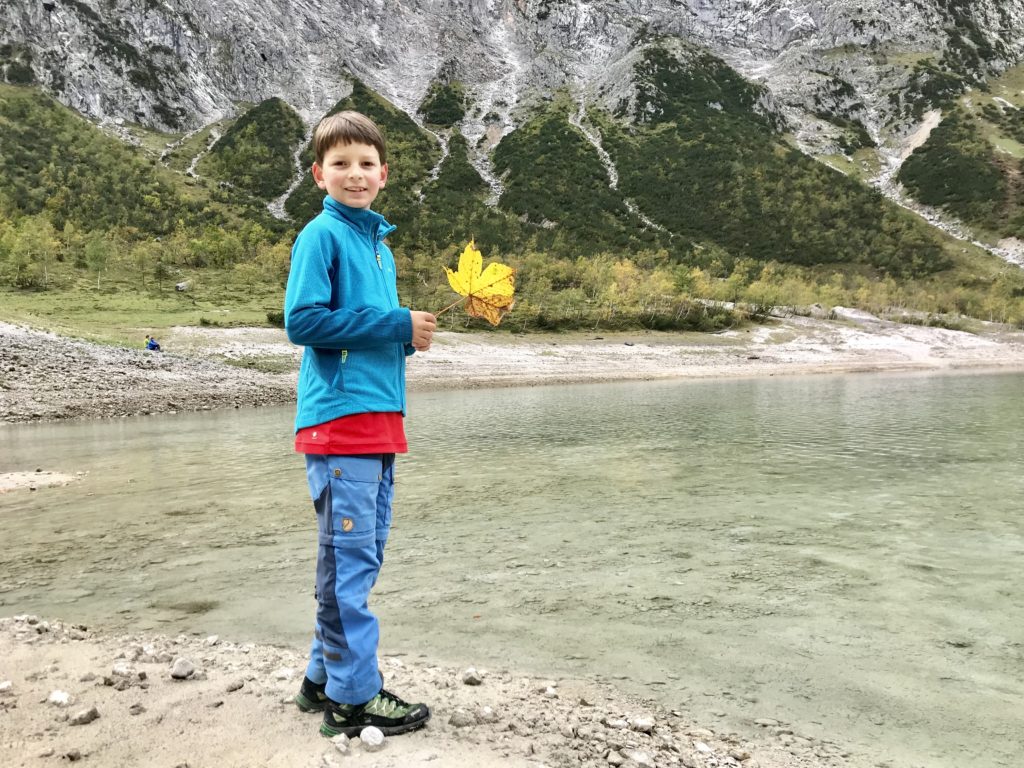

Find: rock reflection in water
<box><xmin>1</xmin><ymin>371</ymin><xmax>1022</xmax><ymax>768</ymax></box>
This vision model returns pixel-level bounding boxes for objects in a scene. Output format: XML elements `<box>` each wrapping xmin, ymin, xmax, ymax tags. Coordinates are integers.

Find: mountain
<box><xmin>2</xmin><ymin>1</ymin><xmax>1024</xmax><ymax>329</ymax></box>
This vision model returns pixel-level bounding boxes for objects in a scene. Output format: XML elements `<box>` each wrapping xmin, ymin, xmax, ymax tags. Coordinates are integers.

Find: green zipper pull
<box><xmin>375</xmin><ymin>251</ymin><xmax>383</xmax><ymax>270</ymax></box>
<box><xmin>341</xmin><ymin>350</ymin><xmax>347</xmax><ymax>364</ymax></box>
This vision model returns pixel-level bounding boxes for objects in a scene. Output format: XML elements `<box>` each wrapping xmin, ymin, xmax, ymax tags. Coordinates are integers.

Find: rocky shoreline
<box><xmin>1</xmin><ymin>615</ymin><xmax>847</xmax><ymax>768</ymax></box>
<box><xmin>4</xmin><ymin>314</ymin><xmax>1024</xmax><ymax>426</ymax></box>
<box><xmin>0</xmin><ymin>322</ymin><xmax>295</xmax><ymax>423</ymax></box>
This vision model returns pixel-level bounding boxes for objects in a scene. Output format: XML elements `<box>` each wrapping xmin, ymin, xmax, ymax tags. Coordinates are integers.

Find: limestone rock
<box><xmin>69</xmin><ymin>705</ymin><xmax>100</xmax><ymax>725</ymax></box>
<box><xmin>170</xmin><ymin>658</ymin><xmax>195</xmax><ymax>680</ymax></box>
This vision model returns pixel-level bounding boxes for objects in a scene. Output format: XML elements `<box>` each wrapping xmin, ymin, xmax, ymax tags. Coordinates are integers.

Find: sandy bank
<box><xmin>0</xmin><ymin>615</ymin><xmax>845</xmax><ymax>768</ymax></box>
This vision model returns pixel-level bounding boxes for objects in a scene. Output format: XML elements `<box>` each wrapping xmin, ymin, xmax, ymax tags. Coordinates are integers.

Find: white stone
<box><xmin>629</xmin><ymin>715</ymin><xmax>655</xmax><ymax>733</ymax></box>
<box><xmin>360</xmin><ymin>726</ymin><xmax>385</xmax><ymax>751</ymax></box>
<box><xmin>622</xmin><ymin>749</ymin><xmax>655</xmax><ymax>767</ymax></box>
<box><xmin>47</xmin><ymin>690</ymin><xmax>72</xmax><ymax>707</ymax></box>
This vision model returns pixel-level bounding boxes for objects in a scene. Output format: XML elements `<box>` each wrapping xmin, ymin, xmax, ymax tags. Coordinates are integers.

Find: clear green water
<box><xmin>2</xmin><ymin>371</ymin><xmax>1022</xmax><ymax>767</ymax></box>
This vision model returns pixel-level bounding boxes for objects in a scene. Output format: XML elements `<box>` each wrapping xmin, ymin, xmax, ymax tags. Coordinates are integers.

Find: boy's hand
<box><xmin>410</xmin><ymin>311</ymin><xmax>436</xmax><ymax>351</ymax></box>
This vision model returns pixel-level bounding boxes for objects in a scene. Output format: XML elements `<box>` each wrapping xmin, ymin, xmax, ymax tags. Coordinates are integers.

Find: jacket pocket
<box><xmin>331</xmin><ymin>349</ymin><xmax>348</xmax><ymax>392</ymax></box>
<box><xmin>310</xmin><ymin>347</ymin><xmax>347</xmax><ymax>393</ymax></box>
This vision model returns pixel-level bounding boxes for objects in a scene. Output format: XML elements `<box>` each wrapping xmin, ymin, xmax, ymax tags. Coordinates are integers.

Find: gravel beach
<box><xmin>0</xmin><ymin>615</ymin><xmax>847</xmax><ymax>768</ymax></box>
<box><xmin>3</xmin><ymin>312</ymin><xmax>1024</xmax><ymax>426</ymax></box>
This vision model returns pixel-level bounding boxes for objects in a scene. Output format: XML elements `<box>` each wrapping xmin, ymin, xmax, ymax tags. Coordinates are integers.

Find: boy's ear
<box><xmin>380</xmin><ymin>163</ymin><xmax>388</xmax><ymax>187</ymax></box>
<box><xmin>311</xmin><ymin>162</ymin><xmax>326</xmax><ymax>190</ymax></box>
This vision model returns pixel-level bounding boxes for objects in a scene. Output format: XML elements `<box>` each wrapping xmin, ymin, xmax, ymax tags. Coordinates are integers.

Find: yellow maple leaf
<box><xmin>443</xmin><ymin>240</ymin><xmax>515</xmax><ymax>326</ymax></box>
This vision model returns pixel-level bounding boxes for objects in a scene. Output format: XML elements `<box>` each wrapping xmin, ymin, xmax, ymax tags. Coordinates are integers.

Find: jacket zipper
<box><xmin>369</xmin><ymin>232</ymin><xmax>396</xmax><ymax>309</ymax></box>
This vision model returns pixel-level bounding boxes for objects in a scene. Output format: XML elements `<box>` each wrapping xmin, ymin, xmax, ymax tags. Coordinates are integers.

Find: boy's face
<box><xmin>312</xmin><ymin>141</ymin><xmax>388</xmax><ymax>209</ymax></box>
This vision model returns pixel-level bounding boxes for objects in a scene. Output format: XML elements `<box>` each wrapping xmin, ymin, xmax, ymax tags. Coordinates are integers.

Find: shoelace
<box><xmin>367</xmin><ymin>689</ymin><xmax>411</xmax><ymax>717</ymax></box>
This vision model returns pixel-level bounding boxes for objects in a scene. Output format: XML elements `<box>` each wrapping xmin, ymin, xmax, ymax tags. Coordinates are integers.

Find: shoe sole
<box><xmin>319</xmin><ymin>714</ymin><xmax>431</xmax><ymax>739</ymax></box>
<box><xmin>294</xmin><ymin>692</ymin><xmax>326</xmax><ymax>713</ymax></box>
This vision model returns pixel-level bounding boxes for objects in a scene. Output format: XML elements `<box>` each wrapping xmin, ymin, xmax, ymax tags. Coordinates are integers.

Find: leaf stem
<box><xmin>435</xmin><ymin>296</ymin><xmax>467</xmax><ymax>317</ymax></box>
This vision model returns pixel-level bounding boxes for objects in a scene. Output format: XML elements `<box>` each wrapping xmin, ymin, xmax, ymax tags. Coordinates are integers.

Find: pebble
<box><xmin>449</xmin><ymin>708</ymin><xmax>475</xmax><ymax>727</ymax></box>
<box><xmin>226</xmin><ymin>679</ymin><xmax>244</xmax><ymax>692</ymax></box>
<box><xmin>170</xmin><ymin>658</ymin><xmax>195</xmax><ymax>680</ymax></box>
<box><xmin>69</xmin><ymin>705</ymin><xmax>100</xmax><ymax>726</ymax></box>
<box><xmin>753</xmin><ymin>718</ymin><xmax>778</xmax><ymax>727</ymax></box>
<box><xmin>621</xmin><ymin>748</ymin><xmax>655</xmax><ymax>767</ymax></box>
<box><xmin>47</xmin><ymin>690</ymin><xmax>72</xmax><ymax>707</ymax></box>
<box><xmin>629</xmin><ymin>715</ymin><xmax>655</xmax><ymax>733</ymax></box>
<box><xmin>0</xmin><ymin>680</ymin><xmax>12</xmax><ymax>696</ymax></box>
<box><xmin>331</xmin><ymin>734</ymin><xmax>350</xmax><ymax>755</ymax></box>
<box><xmin>360</xmin><ymin>726</ymin><xmax>385</xmax><ymax>751</ymax></box>
<box><xmin>129</xmin><ymin>703</ymin><xmax>146</xmax><ymax>715</ymax></box>
<box><xmin>462</xmin><ymin>667</ymin><xmax>483</xmax><ymax>685</ymax></box>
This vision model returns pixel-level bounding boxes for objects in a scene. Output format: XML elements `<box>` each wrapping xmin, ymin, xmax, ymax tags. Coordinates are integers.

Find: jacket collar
<box><xmin>322</xmin><ymin>196</ymin><xmax>396</xmax><ymax>239</ymax></box>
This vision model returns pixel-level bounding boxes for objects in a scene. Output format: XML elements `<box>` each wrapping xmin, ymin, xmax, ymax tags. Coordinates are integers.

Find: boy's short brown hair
<box><xmin>312</xmin><ymin>111</ymin><xmax>387</xmax><ymax>166</ymax></box>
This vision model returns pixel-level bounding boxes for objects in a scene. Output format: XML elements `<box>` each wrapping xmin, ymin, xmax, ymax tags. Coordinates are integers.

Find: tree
<box><xmin>153</xmin><ymin>256</ymin><xmax>171</xmax><ymax>292</ymax></box>
<box><xmin>3</xmin><ymin>216</ymin><xmax>58</xmax><ymax>289</ymax></box>
<box><xmin>84</xmin><ymin>233</ymin><xmax>111</xmax><ymax>289</ymax></box>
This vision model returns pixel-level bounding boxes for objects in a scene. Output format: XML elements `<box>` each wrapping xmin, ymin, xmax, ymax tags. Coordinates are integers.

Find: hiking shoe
<box><xmin>294</xmin><ymin>676</ymin><xmax>328</xmax><ymax>712</ymax></box>
<box><xmin>320</xmin><ymin>688</ymin><xmax>430</xmax><ymax>738</ymax></box>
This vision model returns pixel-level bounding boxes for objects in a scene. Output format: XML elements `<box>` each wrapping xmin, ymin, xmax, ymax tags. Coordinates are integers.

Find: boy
<box><xmin>284</xmin><ymin>111</ymin><xmax>436</xmax><ymax>738</ymax></box>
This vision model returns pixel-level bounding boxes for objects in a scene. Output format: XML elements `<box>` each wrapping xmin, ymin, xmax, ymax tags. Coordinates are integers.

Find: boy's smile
<box><xmin>313</xmin><ymin>141</ymin><xmax>388</xmax><ymax>209</ymax></box>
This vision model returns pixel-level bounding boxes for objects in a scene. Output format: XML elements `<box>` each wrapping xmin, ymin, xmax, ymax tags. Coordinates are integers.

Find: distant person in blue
<box><xmin>145</xmin><ymin>335</ymin><xmax>161</xmax><ymax>351</ymax></box>
<box><xmin>284</xmin><ymin>111</ymin><xmax>435</xmax><ymax>739</ymax></box>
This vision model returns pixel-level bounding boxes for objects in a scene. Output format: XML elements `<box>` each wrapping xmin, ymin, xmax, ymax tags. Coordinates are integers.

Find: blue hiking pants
<box><xmin>303</xmin><ymin>453</ymin><xmax>394</xmax><ymax>705</ymax></box>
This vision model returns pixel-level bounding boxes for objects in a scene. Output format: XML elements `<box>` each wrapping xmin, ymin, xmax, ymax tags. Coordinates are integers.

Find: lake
<box><xmin>2</xmin><ymin>370</ymin><xmax>1022</xmax><ymax>767</ymax></box>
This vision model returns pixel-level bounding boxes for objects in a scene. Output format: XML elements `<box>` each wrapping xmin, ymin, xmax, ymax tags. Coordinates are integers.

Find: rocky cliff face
<box><xmin>3</xmin><ymin>1</ymin><xmax>1023</xmax><ymax>143</ymax></box>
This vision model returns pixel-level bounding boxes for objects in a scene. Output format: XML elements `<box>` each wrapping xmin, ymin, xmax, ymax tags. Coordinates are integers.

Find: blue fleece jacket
<box><xmin>284</xmin><ymin>196</ymin><xmax>413</xmax><ymax>432</ymax></box>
